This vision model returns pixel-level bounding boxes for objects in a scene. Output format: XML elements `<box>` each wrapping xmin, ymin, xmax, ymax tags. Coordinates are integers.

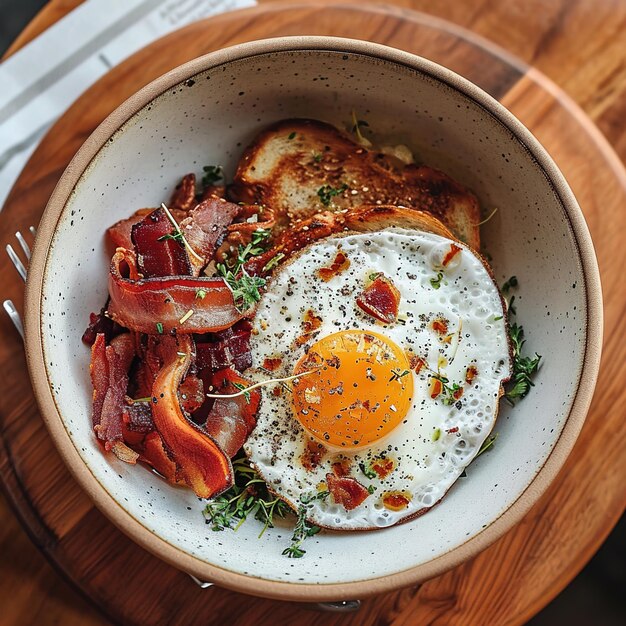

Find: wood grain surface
<box><xmin>0</xmin><ymin>1</ymin><xmax>625</xmax><ymax>625</ymax></box>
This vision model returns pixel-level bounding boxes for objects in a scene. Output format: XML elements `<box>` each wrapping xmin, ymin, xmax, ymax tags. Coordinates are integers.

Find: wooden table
<box><xmin>1</xmin><ymin>1</ymin><xmax>624</xmax><ymax>625</ymax></box>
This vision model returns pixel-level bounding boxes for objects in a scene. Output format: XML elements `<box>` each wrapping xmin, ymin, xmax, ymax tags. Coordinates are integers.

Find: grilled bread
<box><xmin>230</xmin><ymin>119</ymin><xmax>481</xmax><ymax>249</ymax></box>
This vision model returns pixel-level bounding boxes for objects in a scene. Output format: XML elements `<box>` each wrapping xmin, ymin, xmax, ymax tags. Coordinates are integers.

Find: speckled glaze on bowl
<box><xmin>24</xmin><ymin>37</ymin><xmax>602</xmax><ymax>601</ymax></box>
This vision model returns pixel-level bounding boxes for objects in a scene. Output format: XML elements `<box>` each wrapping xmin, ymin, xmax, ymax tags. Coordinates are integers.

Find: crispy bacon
<box><xmin>179</xmin><ymin>374</ymin><xmax>205</xmax><ymax>413</ymax></box>
<box><xmin>131</xmin><ymin>207</ymin><xmax>192</xmax><ymax>277</ymax></box>
<box><xmin>300</xmin><ymin>439</ymin><xmax>327</xmax><ymax>471</ymax></box>
<box><xmin>202</xmin><ymin>368</ymin><xmax>259</xmax><ymax>458</ymax></box>
<box><xmin>180</xmin><ymin>197</ymin><xmax>242</xmax><ymax>275</ymax></box>
<box><xmin>332</xmin><ymin>459</ymin><xmax>351</xmax><ymax>477</ymax></box>
<box><xmin>139</xmin><ymin>431</ymin><xmax>180</xmax><ymax>483</ymax></box>
<box><xmin>123</xmin><ymin>403</ymin><xmax>154</xmax><ymax>433</ymax></box>
<box><xmin>82</xmin><ymin>305</ymin><xmax>124</xmax><ymax>346</ymax></box>
<box><xmin>169</xmin><ymin>173</ymin><xmax>196</xmax><ymax>212</ymax></box>
<box><xmin>429</xmin><ymin>377</ymin><xmax>443</xmax><ymax>399</ymax></box>
<box><xmin>382</xmin><ymin>491</ymin><xmax>411</xmax><ymax>511</ymax></box>
<box><xmin>465</xmin><ymin>365</ymin><xmax>478</xmax><ymax>384</ymax></box>
<box><xmin>107</xmin><ymin>248</ymin><xmax>242</xmax><ymax>334</ymax></box>
<box><xmin>151</xmin><ymin>335</ymin><xmax>232</xmax><ymax>498</ymax></box>
<box><xmin>326</xmin><ymin>473</ymin><xmax>370</xmax><ymax>511</ymax></box>
<box><xmin>371</xmin><ymin>457</ymin><xmax>395</xmax><ymax>479</ymax></box>
<box><xmin>356</xmin><ymin>274</ymin><xmax>401</xmax><ymax>324</ymax></box>
<box><xmin>318</xmin><ymin>251</ymin><xmax>350</xmax><ymax>281</ymax></box>
<box><xmin>130</xmin><ymin>335</ymin><xmax>162</xmax><ymax>398</ymax></box>
<box><xmin>110</xmin><ymin>441</ymin><xmax>140</xmax><ymax>464</ymax></box>
<box><xmin>201</xmin><ymin>185</ymin><xmax>226</xmax><ymax>200</ymax></box>
<box><xmin>90</xmin><ymin>333</ymin><xmax>135</xmax><ymax>451</ymax></box>
<box><xmin>432</xmin><ymin>318</ymin><xmax>449</xmax><ymax>335</ymax></box>
<box><xmin>195</xmin><ymin>320</ymin><xmax>252</xmax><ymax>373</ymax></box>
<box><xmin>108</xmin><ymin>208</ymin><xmax>186</xmax><ymax>251</ymax></box>
<box><xmin>442</xmin><ymin>243</ymin><xmax>462</xmax><ymax>267</ymax></box>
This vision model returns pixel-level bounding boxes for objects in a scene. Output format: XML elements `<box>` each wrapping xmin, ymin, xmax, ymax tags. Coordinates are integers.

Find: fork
<box><xmin>2</xmin><ymin>228</ymin><xmax>360</xmax><ymax>609</ymax></box>
<box><xmin>3</xmin><ymin>226</ymin><xmax>37</xmax><ymax>339</ymax></box>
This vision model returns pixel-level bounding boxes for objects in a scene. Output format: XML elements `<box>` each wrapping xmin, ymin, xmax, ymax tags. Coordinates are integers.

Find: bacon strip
<box><xmin>108</xmin><ymin>208</ymin><xmax>186</xmax><ymax>251</ymax></box>
<box><xmin>107</xmin><ymin>248</ymin><xmax>243</xmax><ymax>334</ymax></box>
<box><xmin>356</xmin><ymin>274</ymin><xmax>401</xmax><ymax>324</ymax></box>
<box><xmin>90</xmin><ymin>333</ymin><xmax>135</xmax><ymax>450</ymax></box>
<box><xmin>180</xmin><ymin>197</ymin><xmax>242</xmax><ymax>275</ymax></box>
<box><xmin>139</xmin><ymin>431</ymin><xmax>180</xmax><ymax>483</ymax></box>
<box><xmin>131</xmin><ymin>207</ymin><xmax>192</xmax><ymax>277</ymax></box>
<box><xmin>195</xmin><ymin>320</ymin><xmax>252</xmax><ymax>373</ymax></box>
<box><xmin>325</xmin><ymin>473</ymin><xmax>370</xmax><ymax>510</ymax></box>
<box><xmin>169</xmin><ymin>173</ymin><xmax>196</xmax><ymax>212</ymax></box>
<box><xmin>151</xmin><ymin>335</ymin><xmax>232</xmax><ymax>498</ymax></box>
<box><xmin>82</xmin><ymin>305</ymin><xmax>125</xmax><ymax>346</ymax></box>
<box><xmin>202</xmin><ymin>368</ymin><xmax>259</xmax><ymax>458</ymax></box>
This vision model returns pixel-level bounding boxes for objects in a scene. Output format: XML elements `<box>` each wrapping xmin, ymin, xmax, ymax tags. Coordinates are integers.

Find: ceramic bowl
<box><xmin>24</xmin><ymin>37</ymin><xmax>602</xmax><ymax>601</ymax></box>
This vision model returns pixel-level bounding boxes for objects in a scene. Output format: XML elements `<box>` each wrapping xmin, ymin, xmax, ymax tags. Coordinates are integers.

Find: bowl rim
<box><xmin>24</xmin><ymin>36</ymin><xmax>603</xmax><ymax>601</ymax></box>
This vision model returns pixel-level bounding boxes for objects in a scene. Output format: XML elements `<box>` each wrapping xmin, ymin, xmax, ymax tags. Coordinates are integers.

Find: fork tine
<box><xmin>29</xmin><ymin>226</ymin><xmax>37</xmax><ymax>237</ymax></box>
<box><xmin>15</xmin><ymin>231</ymin><xmax>31</xmax><ymax>260</ymax></box>
<box><xmin>6</xmin><ymin>244</ymin><xmax>27</xmax><ymax>282</ymax></box>
<box><xmin>3</xmin><ymin>300</ymin><xmax>24</xmax><ymax>339</ymax></box>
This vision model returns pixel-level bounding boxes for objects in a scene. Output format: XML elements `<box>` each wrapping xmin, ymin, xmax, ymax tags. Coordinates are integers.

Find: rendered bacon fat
<box><xmin>106</xmin><ymin>248</ymin><xmax>243</xmax><ymax>334</ymax></box>
<box><xmin>151</xmin><ymin>335</ymin><xmax>232</xmax><ymax>498</ymax></box>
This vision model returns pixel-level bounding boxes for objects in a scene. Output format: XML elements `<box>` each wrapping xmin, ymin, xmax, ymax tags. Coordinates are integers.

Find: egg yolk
<box><xmin>291</xmin><ymin>330</ymin><xmax>413</xmax><ymax>448</ymax></box>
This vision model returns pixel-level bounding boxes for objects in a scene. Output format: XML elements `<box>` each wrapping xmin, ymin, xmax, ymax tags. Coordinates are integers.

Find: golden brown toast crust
<box><xmin>230</xmin><ymin>119</ymin><xmax>480</xmax><ymax>249</ymax></box>
<box><xmin>244</xmin><ymin>205</ymin><xmax>458</xmax><ymax>275</ymax></box>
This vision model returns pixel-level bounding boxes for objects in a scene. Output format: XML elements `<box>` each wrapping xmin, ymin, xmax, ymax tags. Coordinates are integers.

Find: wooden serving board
<box><xmin>1</xmin><ymin>3</ymin><xmax>625</xmax><ymax>625</ymax></box>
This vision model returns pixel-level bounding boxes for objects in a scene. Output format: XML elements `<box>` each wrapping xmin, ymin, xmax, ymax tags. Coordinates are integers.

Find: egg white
<box><xmin>244</xmin><ymin>229</ymin><xmax>511</xmax><ymax>530</ymax></box>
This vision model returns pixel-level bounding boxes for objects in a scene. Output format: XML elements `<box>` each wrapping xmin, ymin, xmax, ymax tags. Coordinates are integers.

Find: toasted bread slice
<box><xmin>230</xmin><ymin>119</ymin><xmax>480</xmax><ymax>249</ymax></box>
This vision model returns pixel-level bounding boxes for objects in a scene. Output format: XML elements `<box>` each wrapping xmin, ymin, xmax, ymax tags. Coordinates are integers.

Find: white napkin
<box><xmin>0</xmin><ymin>0</ymin><xmax>256</xmax><ymax>211</ymax></box>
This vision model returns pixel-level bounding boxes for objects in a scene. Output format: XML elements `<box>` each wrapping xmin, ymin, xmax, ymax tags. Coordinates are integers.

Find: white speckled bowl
<box><xmin>24</xmin><ymin>38</ymin><xmax>602</xmax><ymax>601</ymax></box>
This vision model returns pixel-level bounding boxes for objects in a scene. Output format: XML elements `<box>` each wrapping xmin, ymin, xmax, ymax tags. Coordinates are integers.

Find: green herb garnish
<box><xmin>251</xmin><ymin>228</ymin><xmax>272</xmax><ymax>246</ymax></box>
<box><xmin>232</xmin><ymin>381</ymin><xmax>251</xmax><ymax>404</ymax></box>
<box><xmin>504</xmin><ymin>323</ymin><xmax>541</xmax><ymax>404</ymax></box>
<box><xmin>216</xmin><ymin>232</ymin><xmax>272</xmax><ymax>312</ymax></box>
<box><xmin>156</xmin><ymin>322</ymin><xmax>164</xmax><ymax>334</ymax></box>
<box><xmin>158</xmin><ymin>230</ymin><xmax>184</xmax><ymax>245</ymax></box>
<box><xmin>195</xmin><ymin>288</ymin><xmax>207</xmax><ymax>300</ymax></box>
<box><xmin>501</xmin><ymin>276</ymin><xmax>518</xmax><ymax>293</ymax></box>
<box><xmin>262</xmin><ymin>252</ymin><xmax>285</xmax><ymax>272</ymax></box>
<box><xmin>430</xmin><ymin>271</ymin><xmax>444</xmax><ymax>289</ymax></box>
<box><xmin>351</xmin><ymin>110</ymin><xmax>371</xmax><ymax>145</ymax></box>
<box><xmin>432</xmin><ymin>428</ymin><xmax>441</xmax><ymax>442</ymax></box>
<box><xmin>317</xmin><ymin>183</ymin><xmax>348</xmax><ymax>206</ymax></box>
<box><xmin>282</xmin><ymin>491</ymin><xmax>329</xmax><ymax>558</ymax></box>
<box><xmin>203</xmin><ymin>455</ymin><xmax>291</xmax><ymax>537</ymax></box>
<box><xmin>476</xmin><ymin>433</ymin><xmax>498</xmax><ymax>457</ymax></box>
<box><xmin>313</xmin><ymin>152</ymin><xmax>323</xmax><ymax>163</ymax></box>
<box><xmin>389</xmin><ymin>368</ymin><xmax>410</xmax><ymax>382</ymax></box>
<box><xmin>218</xmin><ymin>264</ymin><xmax>266</xmax><ymax>313</ymax></box>
<box><xmin>202</xmin><ymin>165</ymin><xmax>223</xmax><ymax>188</ymax></box>
<box><xmin>288</xmin><ymin>131</ymin><xmax>296</xmax><ymax>140</ymax></box>
<box><xmin>359</xmin><ymin>461</ymin><xmax>377</xmax><ymax>479</ymax></box>
<box><xmin>431</xmin><ymin>372</ymin><xmax>463</xmax><ymax>407</ymax></box>
<box><xmin>500</xmin><ymin>277</ymin><xmax>541</xmax><ymax>404</ymax></box>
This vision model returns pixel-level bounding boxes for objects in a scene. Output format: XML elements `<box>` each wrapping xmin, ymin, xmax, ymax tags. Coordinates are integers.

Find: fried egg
<box><xmin>244</xmin><ymin>228</ymin><xmax>511</xmax><ymax>530</ymax></box>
